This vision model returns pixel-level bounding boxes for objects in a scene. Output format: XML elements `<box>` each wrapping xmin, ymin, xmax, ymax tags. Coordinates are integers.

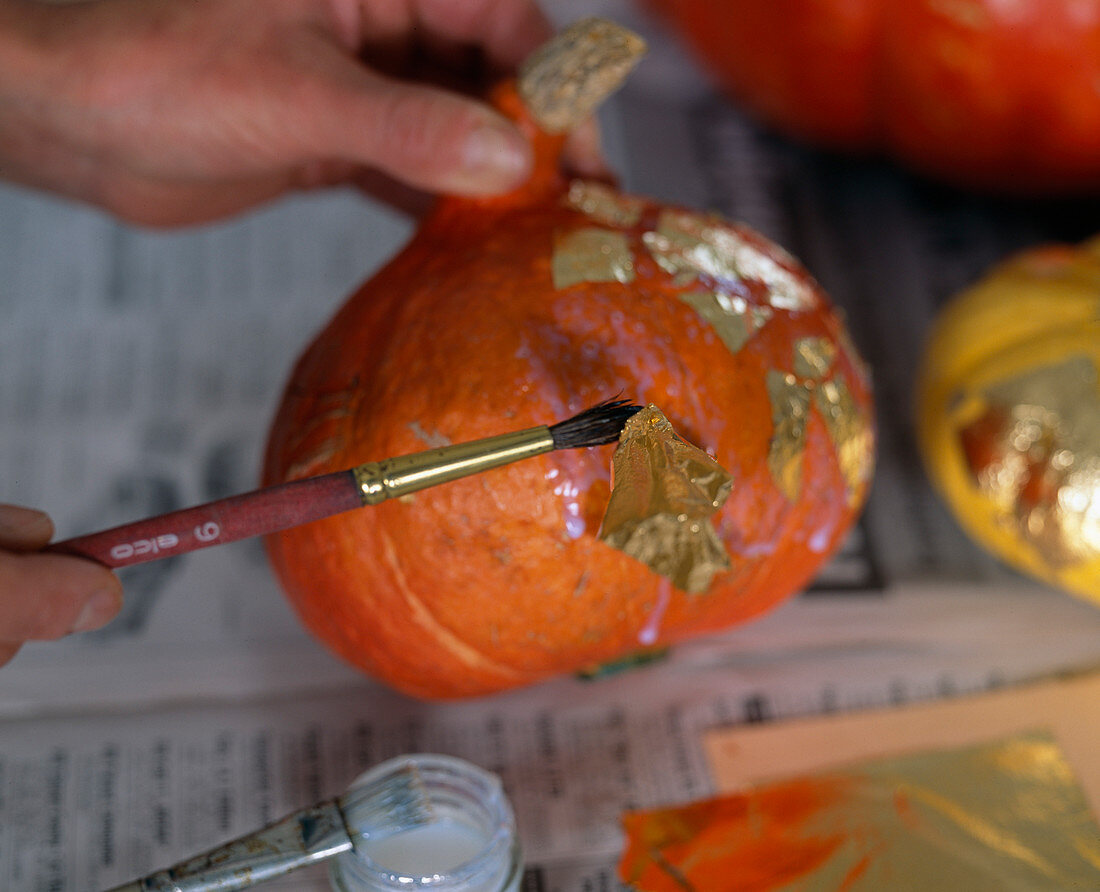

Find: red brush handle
<box><xmin>47</xmin><ymin>471</ymin><xmax>361</xmax><ymax>568</ymax></box>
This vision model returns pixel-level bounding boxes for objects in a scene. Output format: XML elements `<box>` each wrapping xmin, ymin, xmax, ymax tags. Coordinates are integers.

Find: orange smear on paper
<box><xmin>619</xmin><ymin>777</ymin><xmax>854</xmax><ymax>890</ymax></box>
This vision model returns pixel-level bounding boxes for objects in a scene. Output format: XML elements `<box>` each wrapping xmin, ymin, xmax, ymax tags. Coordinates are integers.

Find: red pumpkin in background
<box><xmin>646</xmin><ymin>0</ymin><xmax>1100</xmax><ymax>193</ymax></box>
<box><xmin>262</xmin><ymin>20</ymin><xmax>875</xmax><ymax>700</ymax></box>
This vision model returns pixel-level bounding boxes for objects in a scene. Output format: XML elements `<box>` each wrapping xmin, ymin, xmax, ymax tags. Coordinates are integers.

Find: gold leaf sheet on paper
<box><xmin>620</xmin><ymin>732</ymin><xmax>1100</xmax><ymax>891</ymax></box>
<box><xmin>598</xmin><ymin>406</ymin><xmax>733</xmax><ymax>594</ymax></box>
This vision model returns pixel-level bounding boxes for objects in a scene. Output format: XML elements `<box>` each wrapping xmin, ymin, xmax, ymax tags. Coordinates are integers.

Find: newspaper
<box><xmin>4</xmin><ymin>587</ymin><xmax>1100</xmax><ymax>891</ymax></box>
<box><xmin>3</xmin><ymin>2</ymin><xmax>1100</xmax><ymax>889</ymax></box>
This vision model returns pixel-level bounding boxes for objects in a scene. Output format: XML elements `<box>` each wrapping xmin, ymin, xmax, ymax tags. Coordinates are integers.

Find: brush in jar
<box><xmin>102</xmin><ymin>757</ymin><xmax>433</xmax><ymax>892</ymax></box>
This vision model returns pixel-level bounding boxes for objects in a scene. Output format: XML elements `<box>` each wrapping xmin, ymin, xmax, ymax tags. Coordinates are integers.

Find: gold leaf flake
<box><xmin>678</xmin><ymin>290</ymin><xmax>772</xmax><ymax>354</ymax></box>
<box><xmin>642</xmin><ymin>210</ymin><xmax>738</xmax><ymax>281</ymax></box>
<box><xmin>815</xmin><ymin>378</ymin><xmax>875</xmax><ymax>506</ymax></box>
<box><xmin>518</xmin><ymin>18</ymin><xmax>646</xmax><ymax>134</ymax></box>
<box><xmin>565</xmin><ymin>180</ymin><xmax>644</xmax><ymax>227</ymax></box>
<box><xmin>767</xmin><ymin>370</ymin><xmax>812</xmax><ymax>501</ymax></box>
<box><xmin>599</xmin><ymin>406</ymin><xmax>733</xmax><ymax>594</ymax></box>
<box><xmin>642</xmin><ymin>210</ymin><xmax>816</xmax><ymax>311</ymax></box>
<box><xmin>958</xmin><ymin>355</ymin><xmax>1100</xmax><ymax>568</ymax></box>
<box><xmin>552</xmin><ymin>227</ymin><xmax>635</xmax><ymax>289</ymax></box>
<box><xmin>794</xmin><ymin>337</ymin><xmax>837</xmax><ymax>380</ymax></box>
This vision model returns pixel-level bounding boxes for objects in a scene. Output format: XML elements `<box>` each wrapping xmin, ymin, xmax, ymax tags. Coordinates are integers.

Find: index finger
<box><xmin>343</xmin><ymin>0</ymin><xmax>553</xmax><ymax>71</ymax></box>
<box><xmin>412</xmin><ymin>0</ymin><xmax>553</xmax><ymax>70</ymax></box>
<box><xmin>0</xmin><ymin>504</ymin><xmax>55</xmax><ymax>551</ymax></box>
<box><xmin>0</xmin><ymin>551</ymin><xmax>122</xmax><ymax>641</ymax></box>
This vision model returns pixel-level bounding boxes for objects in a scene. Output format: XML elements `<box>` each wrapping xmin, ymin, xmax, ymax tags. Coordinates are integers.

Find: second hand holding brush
<box><xmin>48</xmin><ymin>398</ymin><xmax>642</xmax><ymax>569</ymax></box>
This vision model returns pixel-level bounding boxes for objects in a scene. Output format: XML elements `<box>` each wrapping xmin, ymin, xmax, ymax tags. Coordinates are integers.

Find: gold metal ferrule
<box><xmin>353</xmin><ymin>426</ymin><xmax>556</xmax><ymax>506</ymax></box>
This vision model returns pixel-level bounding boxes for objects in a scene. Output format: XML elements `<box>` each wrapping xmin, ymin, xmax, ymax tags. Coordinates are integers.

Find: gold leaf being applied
<box><xmin>598</xmin><ymin>406</ymin><xmax>733</xmax><ymax>593</ymax></box>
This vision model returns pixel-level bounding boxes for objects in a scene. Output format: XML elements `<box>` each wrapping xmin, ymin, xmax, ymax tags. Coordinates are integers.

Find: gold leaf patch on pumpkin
<box><xmin>642</xmin><ymin>210</ymin><xmax>816</xmax><ymax>311</ymax></box>
<box><xmin>794</xmin><ymin>336</ymin><xmax>837</xmax><ymax>379</ymax></box>
<box><xmin>767</xmin><ymin>340</ymin><xmax>872</xmax><ymax>506</ymax></box>
<box><xmin>816</xmin><ymin>378</ymin><xmax>875</xmax><ymax>507</ymax></box>
<box><xmin>599</xmin><ymin>405</ymin><xmax>733</xmax><ymax>594</ymax></box>
<box><xmin>565</xmin><ymin>179</ymin><xmax>645</xmax><ymax>227</ymax></box>
<box><xmin>678</xmin><ymin>290</ymin><xmax>772</xmax><ymax>354</ymax></box>
<box><xmin>957</xmin><ymin>355</ymin><xmax>1100</xmax><ymax>568</ymax></box>
<box><xmin>767</xmin><ymin>370</ymin><xmax>813</xmax><ymax>502</ymax></box>
<box><xmin>552</xmin><ymin>227</ymin><xmax>635</xmax><ymax>288</ymax></box>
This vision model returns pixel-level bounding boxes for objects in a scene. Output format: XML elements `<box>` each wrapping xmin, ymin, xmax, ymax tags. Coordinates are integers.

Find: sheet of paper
<box><xmin>0</xmin><ymin>662</ymin><xmax>720</xmax><ymax>890</ymax></box>
<box><xmin>705</xmin><ymin>669</ymin><xmax>1100</xmax><ymax>816</ymax></box>
<box><xmin>4</xmin><ymin>589</ymin><xmax>1100</xmax><ymax>891</ymax></box>
<box><xmin>629</xmin><ymin>731</ymin><xmax>1100</xmax><ymax>891</ymax></box>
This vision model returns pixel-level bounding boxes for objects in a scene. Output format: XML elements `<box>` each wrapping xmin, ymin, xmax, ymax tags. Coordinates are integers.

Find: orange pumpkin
<box><xmin>646</xmin><ymin>0</ymin><xmax>1100</xmax><ymax>193</ymax></box>
<box><xmin>262</xmin><ymin>22</ymin><xmax>875</xmax><ymax>699</ymax></box>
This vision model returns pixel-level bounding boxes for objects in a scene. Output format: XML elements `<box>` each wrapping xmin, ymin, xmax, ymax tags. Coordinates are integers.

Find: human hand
<box><xmin>0</xmin><ymin>0</ymin><xmax>607</xmax><ymax>225</ymax></box>
<box><xmin>0</xmin><ymin>504</ymin><xmax>122</xmax><ymax>667</ymax></box>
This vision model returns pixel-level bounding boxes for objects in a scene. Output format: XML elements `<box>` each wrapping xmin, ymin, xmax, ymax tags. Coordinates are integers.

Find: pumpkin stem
<box><xmin>517</xmin><ymin>17</ymin><xmax>647</xmax><ymax>134</ymax></box>
<box><xmin>433</xmin><ymin>19</ymin><xmax>645</xmax><ymax>214</ymax></box>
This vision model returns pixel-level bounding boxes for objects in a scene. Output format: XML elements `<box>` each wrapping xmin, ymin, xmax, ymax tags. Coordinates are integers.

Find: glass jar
<box><xmin>329</xmin><ymin>754</ymin><xmax>522</xmax><ymax>892</ymax></box>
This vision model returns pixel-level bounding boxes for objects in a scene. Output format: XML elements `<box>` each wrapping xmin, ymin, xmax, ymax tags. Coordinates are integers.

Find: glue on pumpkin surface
<box><xmin>263</xmin><ymin>84</ymin><xmax>874</xmax><ymax>701</ymax></box>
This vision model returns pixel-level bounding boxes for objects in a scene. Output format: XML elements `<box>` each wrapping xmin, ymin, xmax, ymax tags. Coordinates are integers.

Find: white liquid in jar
<box><xmin>363</xmin><ymin>818</ymin><xmax>487</xmax><ymax>878</ymax></box>
<box><xmin>330</xmin><ymin>754</ymin><xmax>521</xmax><ymax>892</ymax></box>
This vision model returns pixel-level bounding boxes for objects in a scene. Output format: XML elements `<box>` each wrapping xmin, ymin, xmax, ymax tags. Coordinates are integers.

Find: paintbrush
<box><xmin>102</xmin><ymin>758</ymin><xmax>433</xmax><ymax>892</ymax></box>
<box><xmin>48</xmin><ymin>398</ymin><xmax>642</xmax><ymax>569</ymax></box>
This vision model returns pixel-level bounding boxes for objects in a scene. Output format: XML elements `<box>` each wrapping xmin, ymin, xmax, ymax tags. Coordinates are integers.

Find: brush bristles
<box><xmin>339</xmin><ymin>763</ymin><xmax>434</xmax><ymax>845</ymax></box>
<box><xmin>549</xmin><ymin>398</ymin><xmax>644</xmax><ymax>450</ymax></box>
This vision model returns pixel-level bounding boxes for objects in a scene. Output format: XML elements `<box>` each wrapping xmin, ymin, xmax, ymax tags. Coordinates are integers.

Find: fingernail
<box><xmin>72</xmin><ymin>586</ymin><xmax>121</xmax><ymax>634</ymax></box>
<box><xmin>461</xmin><ymin>122</ymin><xmax>532</xmax><ymax>190</ymax></box>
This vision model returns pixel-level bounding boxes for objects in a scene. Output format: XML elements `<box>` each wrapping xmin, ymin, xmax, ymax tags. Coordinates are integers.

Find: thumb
<box><xmin>299</xmin><ymin>61</ymin><xmax>534</xmax><ymax>196</ymax></box>
<box><xmin>0</xmin><ymin>505</ymin><xmax>123</xmax><ymax>643</ymax></box>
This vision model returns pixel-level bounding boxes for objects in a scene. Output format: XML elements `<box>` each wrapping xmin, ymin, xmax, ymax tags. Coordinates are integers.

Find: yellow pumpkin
<box><xmin>915</xmin><ymin>237</ymin><xmax>1100</xmax><ymax>603</ymax></box>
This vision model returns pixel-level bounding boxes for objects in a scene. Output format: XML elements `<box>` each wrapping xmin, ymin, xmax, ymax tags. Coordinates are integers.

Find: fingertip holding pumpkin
<box><xmin>262</xmin><ymin>20</ymin><xmax>876</xmax><ymax>699</ymax></box>
<box><xmin>916</xmin><ymin>236</ymin><xmax>1100</xmax><ymax>605</ymax></box>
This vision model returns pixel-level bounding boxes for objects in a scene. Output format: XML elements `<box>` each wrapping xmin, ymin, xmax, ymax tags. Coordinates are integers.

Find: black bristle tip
<box><xmin>549</xmin><ymin>398</ymin><xmax>644</xmax><ymax>450</ymax></box>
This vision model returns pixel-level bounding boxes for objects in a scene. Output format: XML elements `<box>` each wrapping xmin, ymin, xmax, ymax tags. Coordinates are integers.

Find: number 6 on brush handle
<box><xmin>47</xmin><ymin>471</ymin><xmax>361</xmax><ymax>568</ymax></box>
